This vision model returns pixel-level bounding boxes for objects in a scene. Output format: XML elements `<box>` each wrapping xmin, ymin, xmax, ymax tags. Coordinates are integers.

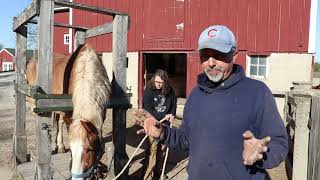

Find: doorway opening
<box><xmin>143</xmin><ymin>53</ymin><xmax>187</xmax><ymax>98</ymax></box>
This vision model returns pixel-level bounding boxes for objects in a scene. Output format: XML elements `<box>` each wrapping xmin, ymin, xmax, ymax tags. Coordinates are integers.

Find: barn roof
<box><xmin>4</xmin><ymin>48</ymin><xmax>35</xmax><ymax>60</ymax></box>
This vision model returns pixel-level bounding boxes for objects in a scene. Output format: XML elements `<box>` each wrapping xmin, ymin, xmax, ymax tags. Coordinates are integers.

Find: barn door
<box><xmin>143</xmin><ymin>0</ymin><xmax>185</xmax><ymax>42</ymax></box>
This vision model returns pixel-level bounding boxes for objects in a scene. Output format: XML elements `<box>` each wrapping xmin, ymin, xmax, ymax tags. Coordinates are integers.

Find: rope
<box><xmin>160</xmin><ymin>122</ymin><xmax>173</xmax><ymax>180</ymax></box>
<box><xmin>111</xmin><ymin>117</ymin><xmax>168</xmax><ymax>180</ymax></box>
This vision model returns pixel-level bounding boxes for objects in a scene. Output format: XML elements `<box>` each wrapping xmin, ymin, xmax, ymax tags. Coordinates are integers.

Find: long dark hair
<box><xmin>147</xmin><ymin>69</ymin><xmax>170</xmax><ymax>96</ymax></box>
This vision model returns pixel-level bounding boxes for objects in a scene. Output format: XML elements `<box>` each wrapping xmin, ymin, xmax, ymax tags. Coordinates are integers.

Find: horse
<box><xmin>26</xmin><ymin>44</ymin><xmax>111</xmax><ymax>179</ymax></box>
<box><xmin>27</xmin><ymin>52</ymin><xmax>73</xmax><ymax>153</ymax></box>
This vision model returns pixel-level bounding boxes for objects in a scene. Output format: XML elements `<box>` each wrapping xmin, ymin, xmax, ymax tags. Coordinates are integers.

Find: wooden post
<box><xmin>74</xmin><ymin>30</ymin><xmax>85</xmax><ymax>49</ymax></box>
<box><xmin>308</xmin><ymin>95</ymin><xmax>320</xmax><ymax>180</ymax></box>
<box><xmin>35</xmin><ymin>0</ymin><xmax>54</xmax><ymax>179</ymax></box>
<box><xmin>13</xmin><ymin>24</ymin><xmax>28</xmax><ymax>168</ymax></box>
<box><xmin>112</xmin><ymin>14</ymin><xmax>129</xmax><ymax>179</ymax></box>
<box><xmin>292</xmin><ymin>94</ymin><xmax>311</xmax><ymax>180</ymax></box>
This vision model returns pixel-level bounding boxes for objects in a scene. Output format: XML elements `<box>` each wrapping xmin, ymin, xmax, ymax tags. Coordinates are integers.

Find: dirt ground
<box><xmin>0</xmin><ymin>71</ymin><xmax>288</xmax><ymax>179</ymax></box>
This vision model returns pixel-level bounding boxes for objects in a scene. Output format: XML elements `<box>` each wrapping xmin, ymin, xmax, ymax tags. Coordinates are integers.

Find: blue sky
<box><xmin>1</xmin><ymin>0</ymin><xmax>320</xmax><ymax>62</ymax></box>
<box><xmin>0</xmin><ymin>0</ymin><xmax>32</xmax><ymax>49</ymax></box>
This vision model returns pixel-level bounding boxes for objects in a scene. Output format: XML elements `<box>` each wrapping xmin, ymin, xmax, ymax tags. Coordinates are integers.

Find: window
<box><xmin>247</xmin><ymin>55</ymin><xmax>269</xmax><ymax>78</ymax></box>
<box><xmin>2</xmin><ymin>62</ymin><xmax>13</xmax><ymax>71</ymax></box>
<box><xmin>64</xmin><ymin>34</ymin><xmax>70</xmax><ymax>45</ymax></box>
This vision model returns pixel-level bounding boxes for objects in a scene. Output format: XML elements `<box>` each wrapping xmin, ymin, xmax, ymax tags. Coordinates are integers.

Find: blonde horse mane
<box><xmin>69</xmin><ymin>44</ymin><xmax>111</xmax><ymax>141</ymax></box>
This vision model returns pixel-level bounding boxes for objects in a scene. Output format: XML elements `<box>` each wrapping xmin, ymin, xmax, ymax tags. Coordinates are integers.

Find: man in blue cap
<box><xmin>134</xmin><ymin>25</ymin><xmax>288</xmax><ymax>179</ymax></box>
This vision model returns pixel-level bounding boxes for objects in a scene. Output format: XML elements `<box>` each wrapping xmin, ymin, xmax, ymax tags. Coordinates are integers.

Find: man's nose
<box><xmin>207</xmin><ymin>57</ymin><xmax>216</xmax><ymax>67</ymax></box>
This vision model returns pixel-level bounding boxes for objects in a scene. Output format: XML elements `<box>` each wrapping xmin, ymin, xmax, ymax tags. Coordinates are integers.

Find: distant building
<box><xmin>0</xmin><ymin>48</ymin><xmax>34</xmax><ymax>72</ymax></box>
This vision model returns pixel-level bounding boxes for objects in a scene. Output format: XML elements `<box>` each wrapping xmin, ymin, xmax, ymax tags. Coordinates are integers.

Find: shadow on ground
<box><xmin>102</xmin><ymin>124</ymin><xmax>189</xmax><ymax>179</ymax></box>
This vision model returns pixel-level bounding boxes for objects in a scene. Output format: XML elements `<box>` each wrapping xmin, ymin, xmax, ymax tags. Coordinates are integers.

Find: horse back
<box><xmin>26</xmin><ymin>53</ymin><xmax>72</xmax><ymax>94</ymax></box>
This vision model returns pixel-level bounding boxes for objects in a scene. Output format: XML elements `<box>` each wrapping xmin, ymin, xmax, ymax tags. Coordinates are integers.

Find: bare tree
<box><xmin>0</xmin><ymin>43</ymin><xmax>3</xmax><ymax>50</ymax></box>
<box><xmin>27</xmin><ymin>22</ymin><xmax>37</xmax><ymax>50</ymax></box>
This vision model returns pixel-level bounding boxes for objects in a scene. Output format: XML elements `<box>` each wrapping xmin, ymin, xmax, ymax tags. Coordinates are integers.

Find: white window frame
<box><xmin>2</xmin><ymin>62</ymin><xmax>13</xmax><ymax>71</ymax></box>
<box><xmin>9</xmin><ymin>63</ymin><xmax>13</xmax><ymax>70</ymax></box>
<box><xmin>246</xmin><ymin>55</ymin><xmax>270</xmax><ymax>79</ymax></box>
<box><xmin>64</xmin><ymin>34</ymin><xmax>70</xmax><ymax>45</ymax></box>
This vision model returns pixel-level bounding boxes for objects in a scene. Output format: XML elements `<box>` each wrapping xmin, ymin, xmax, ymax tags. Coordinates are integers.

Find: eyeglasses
<box><xmin>199</xmin><ymin>49</ymin><xmax>234</xmax><ymax>63</ymax></box>
<box><xmin>155</xmin><ymin>80</ymin><xmax>164</xmax><ymax>84</ymax></box>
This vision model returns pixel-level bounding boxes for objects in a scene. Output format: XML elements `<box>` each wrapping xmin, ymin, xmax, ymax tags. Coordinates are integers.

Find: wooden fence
<box><xmin>284</xmin><ymin>82</ymin><xmax>320</xmax><ymax>180</ymax></box>
<box><xmin>13</xmin><ymin>0</ymin><xmax>130</xmax><ymax>179</ymax></box>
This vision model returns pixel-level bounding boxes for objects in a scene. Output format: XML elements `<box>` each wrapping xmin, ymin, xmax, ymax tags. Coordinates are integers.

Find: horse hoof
<box><xmin>57</xmin><ymin>147</ymin><xmax>66</xmax><ymax>153</ymax></box>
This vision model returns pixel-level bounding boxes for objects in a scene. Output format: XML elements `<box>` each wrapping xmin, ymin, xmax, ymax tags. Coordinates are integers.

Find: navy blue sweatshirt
<box><xmin>161</xmin><ymin>65</ymin><xmax>288</xmax><ymax>180</ymax></box>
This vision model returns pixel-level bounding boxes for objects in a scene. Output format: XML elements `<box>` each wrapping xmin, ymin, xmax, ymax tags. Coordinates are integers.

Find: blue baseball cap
<box><xmin>198</xmin><ymin>25</ymin><xmax>237</xmax><ymax>53</ymax></box>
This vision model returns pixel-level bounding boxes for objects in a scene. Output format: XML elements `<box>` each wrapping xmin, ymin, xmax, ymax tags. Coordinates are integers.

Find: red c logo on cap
<box><xmin>208</xmin><ymin>29</ymin><xmax>217</xmax><ymax>38</ymax></box>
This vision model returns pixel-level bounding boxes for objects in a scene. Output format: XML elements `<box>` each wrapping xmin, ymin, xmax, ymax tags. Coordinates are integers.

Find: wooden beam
<box><xmin>112</xmin><ymin>15</ymin><xmax>129</xmax><ymax>179</ymax></box>
<box><xmin>292</xmin><ymin>96</ymin><xmax>311</xmax><ymax>180</ymax></box>
<box><xmin>308</xmin><ymin>96</ymin><xmax>320</xmax><ymax>180</ymax></box>
<box><xmin>74</xmin><ymin>31</ymin><xmax>85</xmax><ymax>49</ymax></box>
<box><xmin>13</xmin><ymin>0</ymin><xmax>39</xmax><ymax>32</ymax></box>
<box><xmin>29</xmin><ymin>20</ymin><xmax>89</xmax><ymax>30</ymax></box>
<box><xmin>36</xmin><ymin>0</ymin><xmax>54</xmax><ymax>179</ymax></box>
<box><xmin>15</xmin><ymin>83</ymin><xmax>132</xmax><ymax>100</ymax></box>
<box><xmin>13</xmin><ymin>25</ymin><xmax>28</xmax><ymax>168</ymax></box>
<box><xmin>34</xmin><ymin>97</ymin><xmax>131</xmax><ymax>113</ymax></box>
<box><xmin>52</xmin><ymin>0</ymin><xmax>128</xmax><ymax>16</ymax></box>
<box><xmin>85</xmin><ymin>22</ymin><xmax>113</xmax><ymax>39</ymax></box>
<box><xmin>14</xmin><ymin>83</ymin><xmax>42</xmax><ymax>98</ymax></box>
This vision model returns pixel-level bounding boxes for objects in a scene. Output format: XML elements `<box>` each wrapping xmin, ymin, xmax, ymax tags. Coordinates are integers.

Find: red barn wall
<box><xmin>0</xmin><ymin>50</ymin><xmax>13</xmax><ymax>62</ymax></box>
<box><xmin>72</xmin><ymin>0</ymin><xmax>311</xmax><ymax>54</ymax></box>
<box><xmin>54</xmin><ymin>10</ymin><xmax>70</xmax><ymax>54</ymax></box>
<box><xmin>58</xmin><ymin>0</ymin><xmax>312</xmax><ymax>101</ymax></box>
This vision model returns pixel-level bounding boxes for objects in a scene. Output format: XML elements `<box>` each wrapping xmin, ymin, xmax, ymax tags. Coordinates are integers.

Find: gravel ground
<box><xmin>0</xmin><ymin>71</ymin><xmax>288</xmax><ymax>179</ymax></box>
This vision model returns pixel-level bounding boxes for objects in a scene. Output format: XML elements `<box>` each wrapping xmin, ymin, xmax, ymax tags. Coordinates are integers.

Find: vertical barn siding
<box><xmin>268</xmin><ymin>0</ymin><xmax>280</xmax><ymax>52</ymax></box>
<box><xmin>303</xmin><ymin>0</ymin><xmax>311</xmax><ymax>50</ymax></box>
<box><xmin>256</xmin><ymin>0</ymin><xmax>269</xmax><ymax>53</ymax></box>
<box><xmin>279</xmin><ymin>0</ymin><xmax>291</xmax><ymax>52</ymax></box>
<box><xmin>186</xmin><ymin>52</ymin><xmax>201</xmax><ymax>96</ymax></box>
<box><xmin>71</xmin><ymin>0</ymin><xmax>310</xmax><ymax>53</ymax></box>
<box><xmin>54</xmin><ymin>11</ymin><xmax>70</xmax><ymax>54</ymax></box>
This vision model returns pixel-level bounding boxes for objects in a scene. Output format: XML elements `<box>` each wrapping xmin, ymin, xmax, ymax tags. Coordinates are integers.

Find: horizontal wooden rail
<box><xmin>29</xmin><ymin>20</ymin><xmax>89</xmax><ymax>30</ymax></box>
<box><xmin>34</xmin><ymin>96</ymin><xmax>131</xmax><ymax>112</ymax></box>
<box><xmin>13</xmin><ymin>0</ymin><xmax>39</xmax><ymax>31</ymax></box>
<box><xmin>52</xmin><ymin>0</ymin><xmax>128</xmax><ymax>16</ymax></box>
<box><xmin>272</xmin><ymin>90</ymin><xmax>286</xmax><ymax>98</ymax></box>
<box><xmin>15</xmin><ymin>83</ymin><xmax>132</xmax><ymax>112</ymax></box>
<box><xmin>85</xmin><ymin>22</ymin><xmax>113</xmax><ymax>39</ymax></box>
<box><xmin>14</xmin><ymin>82</ymin><xmax>42</xmax><ymax>99</ymax></box>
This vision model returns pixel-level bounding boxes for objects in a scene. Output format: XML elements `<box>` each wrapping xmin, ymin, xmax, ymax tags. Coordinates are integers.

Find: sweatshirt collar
<box><xmin>197</xmin><ymin>64</ymin><xmax>245</xmax><ymax>93</ymax></box>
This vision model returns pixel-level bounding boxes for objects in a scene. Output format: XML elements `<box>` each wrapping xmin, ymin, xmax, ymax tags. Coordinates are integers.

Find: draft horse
<box><xmin>26</xmin><ymin>44</ymin><xmax>111</xmax><ymax>179</ymax></box>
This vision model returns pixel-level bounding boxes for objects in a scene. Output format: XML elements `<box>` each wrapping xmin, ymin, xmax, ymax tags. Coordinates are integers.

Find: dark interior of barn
<box><xmin>143</xmin><ymin>53</ymin><xmax>187</xmax><ymax>98</ymax></box>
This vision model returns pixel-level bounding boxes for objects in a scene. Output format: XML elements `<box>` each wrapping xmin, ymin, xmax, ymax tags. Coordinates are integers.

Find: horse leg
<box><xmin>56</xmin><ymin>113</ymin><xmax>66</xmax><ymax>153</ymax></box>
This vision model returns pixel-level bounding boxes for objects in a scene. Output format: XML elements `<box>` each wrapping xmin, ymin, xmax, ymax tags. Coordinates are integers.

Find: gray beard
<box><xmin>204</xmin><ymin>66</ymin><xmax>224</xmax><ymax>82</ymax></box>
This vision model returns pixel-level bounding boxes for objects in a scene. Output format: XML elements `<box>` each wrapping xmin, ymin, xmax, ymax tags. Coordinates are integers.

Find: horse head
<box><xmin>69</xmin><ymin>119</ymin><xmax>103</xmax><ymax>179</ymax></box>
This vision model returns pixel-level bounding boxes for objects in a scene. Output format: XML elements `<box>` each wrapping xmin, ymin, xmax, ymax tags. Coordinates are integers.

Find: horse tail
<box><xmin>71</xmin><ymin>44</ymin><xmax>111</xmax><ymax>131</ymax></box>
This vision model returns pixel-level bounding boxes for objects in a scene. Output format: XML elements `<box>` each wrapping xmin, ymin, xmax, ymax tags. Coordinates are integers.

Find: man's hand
<box><xmin>132</xmin><ymin>109</ymin><xmax>164</xmax><ymax>139</ymax></box>
<box><xmin>242</xmin><ymin>130</ymin><xmax>271</xmax><ymax>166</ymax></box>
<box><xmin>165</xmin><ymin>114</ymin><xmax>175</xmax><ymax>123</ymax></box>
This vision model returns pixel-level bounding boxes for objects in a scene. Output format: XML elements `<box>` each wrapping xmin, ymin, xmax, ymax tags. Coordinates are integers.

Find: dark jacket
<box><xmin>143</xmin><ymin>86</ymin><xmax>177</xmax><ymax>121</ymax></box>
<box><xmin>161</xmin><ymin>64</ymin><xmax>288</xmax><ymax>180</ymax></box>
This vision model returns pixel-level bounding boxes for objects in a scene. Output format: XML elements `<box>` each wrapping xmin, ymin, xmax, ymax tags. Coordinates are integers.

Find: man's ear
<box><xmin>232</xmin><ymin>49</ymin><xmax>238</xmax><ymax>63</ymax></box>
